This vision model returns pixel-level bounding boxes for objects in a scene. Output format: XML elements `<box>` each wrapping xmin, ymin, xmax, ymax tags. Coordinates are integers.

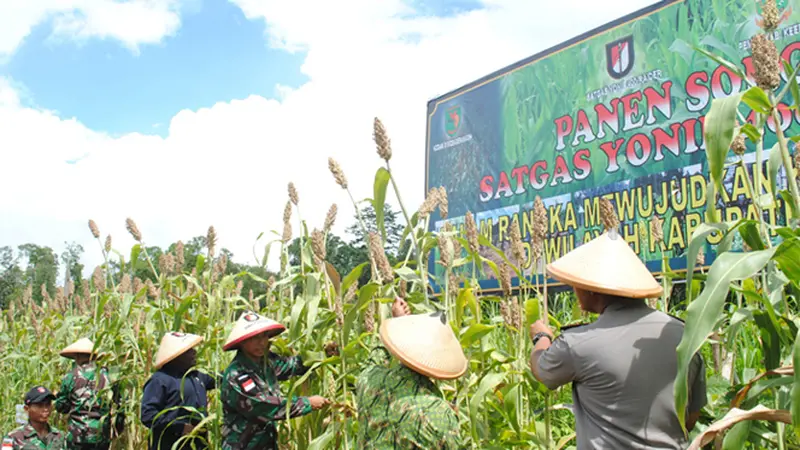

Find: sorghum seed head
<box><xmin>418</xmin><ymin>188</ymin><xmax>440</xmax><ymax>218</ymax></box>
<box><xmin>373</xmin><ymin>117</ymin><xmax>392</xmax><ymax>162</ymax></box>
<box><xmin>499</xmin><ymin>262</ymin><xmax>512</xmax><ymax>297</ymax></box>
<box><xmin>328</xmin><ymin>157</ymin><xmax>348</xmax><ymax>189</ymax></box>
<box><xmin>175</xmin><ymin>241</ymin><xmax>185</xmax><ymax>271</ymax></box>
<box><xmin>752</xmin><ymin>33</ymin><xmax>781</xmax><ymax>91</ymax></box>
<box><xmin>696</xmin><ymin>247</ymin><xmax>706</xmax><ymax>266</ymax></box>
<box><xmin>324</xmin><ymin>204</ymin><xmax>337</xmax><ymax>233</ymax></box>
<box><xmin>732</xmin><ymin>134</ymin><xmax>747</xmax><ymax>156</ymax></box>
<box><xmin>438</xmin><ymin>186</ymin><xmax>448</xmax><ymax>219</ymax></box>
<box><xmin>311</xmin><ymin>228</ymin><xmax>326</xmax><ymax>262</ymax></box>
<box><xmin>104</xmin><ymin>235</ymin><xmax>112</xmax><ymax>253</ymax></box>
<box><xmin>761</xmin><ymin>0</ymin><xmax>780</xmax><ymax>31</ymax></box>
<box><xmin>288</xmin><ymin>182</ymin><xmax>299</xmax><ymax>206</ymax></box>
<box><xmin>510</xmin><ymin>216</ymin><xmax>524</xmax><ymax>264</ymax></box>
<box><xmin>125</xmin><ymin>218</ymin><xmax>142</xmax><ymax>242</ymax></box>
<box><xmin>599</xmin><ymin>197</ymin><xmax>620</xmax><ymax>232</ymax></box>
<box><xmin>650</xmin><ymin>215</ymin><xmax>664</xmax><ymax>245</ymax></box>
<box><xmin>119</xmin><ymin>274</ymin><xmax>131</xmax><ymax>294</ymax></box>
<box><xmin>533</xmin><ymin>196</ymin><xmax>548</xmax><ymax>243</ymax></box>
<box><xmin>207</xmin><ymin>226</ymin><xmax>217</xmax><ymax>259</ymax></box>
<box><xmin>345</xmin><ymin>283</ymin><xmax>357</xmax><ymax>303</ymax></box>
<box><xmin>92</xmin><ymin>266</ymin><xmax>105</xmax><ymax>292</ymax></box>
<box><xmin>465</xmin><ymin>211</ymin><xmax>480</xmax><ymax>253</ymax></box>
<box><xmin>438</xmin><ymin>233</ymin><xmax>452</xmax><ymax>267</ymax></box>
<box><xmin>88</xmin><ymin>220</ymin><xmax>100</xmax><ymax>239</ymax></box>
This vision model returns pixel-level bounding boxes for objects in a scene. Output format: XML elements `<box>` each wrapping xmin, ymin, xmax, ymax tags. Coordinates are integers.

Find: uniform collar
<box><xmin>235</xmin><ymin>350</ymin><xmax>268</xmax><ymax>373</ymax></box>
<box><xmin>601</xmin><ymin>298</ymin><xmax>646</xmax><ymax>314</ymax></box>
<box><xmin>22</xmin><ymin>423</ymin><xmax>52</xmax><ymax>439</ymax></box>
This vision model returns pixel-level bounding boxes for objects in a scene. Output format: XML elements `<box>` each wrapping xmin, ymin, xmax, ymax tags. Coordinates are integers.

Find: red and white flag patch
<box><xmin>3</xmin><ymin>437</ymin><xmax>13</xmax><ymax>450</ymax></box>
<box><xmin>238</xmin><ymin>375</ymin><xmax>257</xmax><ymax>393</ymax></box>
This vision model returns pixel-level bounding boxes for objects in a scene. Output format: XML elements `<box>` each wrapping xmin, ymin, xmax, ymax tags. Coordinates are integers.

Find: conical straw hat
<box><xmin>60</xmin><ymin>338</ymin><xmax>98</xmax><ymax>359</ymax></box>
<box><xmin>379</xmin><ymin>311</ymin><xmax>468</xmax><ymax>380</ymax></box>
<box><xmin>222</xmin><ymin>311</ymin><xmax>286</xmax><ymax>351</ymax></box>
<box><xmin>546</xmin><ymin>229</ymin><xmax>662</xmax><ymax>299</ymax></box>
<box><xmin>154</xmin><ymin>332</ymin><xmax>204</xmax><ymax>369</ymax></box>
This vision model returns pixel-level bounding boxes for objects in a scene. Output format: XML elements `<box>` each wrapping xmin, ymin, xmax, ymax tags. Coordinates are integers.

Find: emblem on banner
<box><xmin>606</xmin><ymin>36</ymin><xmax>634</xmax><ymax>80</ymax></box>
<box><xmin>445</xmin><ymin>105</ymin><xmax>462</xmax><ymax>137</ymax></box>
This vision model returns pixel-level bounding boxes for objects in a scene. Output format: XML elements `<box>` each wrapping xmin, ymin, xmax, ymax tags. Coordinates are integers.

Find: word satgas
<box><xmin>478</xmin><ymin>42</ymin><xmax>800</xmax><ymax>203</ymax></box>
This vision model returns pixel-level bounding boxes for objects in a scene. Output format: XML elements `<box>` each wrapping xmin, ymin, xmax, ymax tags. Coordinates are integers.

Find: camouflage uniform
<box><xmin>54</xmin><ymin>362</ymin><xmax>112</xmax><ymax>449</ymax></box>
<box><xmin>354</xmin><ymin>350</ymin><xmax>464</xmax><ymax>449</ymax></box>
<box><xmin>2</xmin><ymin>423</ymin><xmax>67</xmax><ymax>450</ymax></box>
<box><xmin>220</xmin><ymin>351</ymin><xmax>313</xmax><ymax>450</ymax></box>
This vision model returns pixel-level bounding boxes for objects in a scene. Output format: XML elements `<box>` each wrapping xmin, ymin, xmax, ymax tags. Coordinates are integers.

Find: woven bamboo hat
<box><xmin>60</xmin><ymin>338</ymin><xmax>98</xmax><ymax>359</ymax></box>
<box><xmin>546</xmin><ymin>229</ymin><xmax>662</xmax><ymax>299</ymax></box>
<box><xmin>379</xmin><ymin>311</ymin><xmax>468</xmax><ymax>380</ymax></box>
<box><xmin>223</xmin><ymin>311</ymin><xmax>286</xmax><ymax>351</ymax></box>
<box><xmin>154</xmin><ymin>332</ymin><xmax>204</xmax><ymax>369</ymax></box>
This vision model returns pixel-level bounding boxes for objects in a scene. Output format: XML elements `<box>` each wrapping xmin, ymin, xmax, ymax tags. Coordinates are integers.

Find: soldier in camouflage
<box><xmin>2</xmin><ymin>386</ymin><xmax>67</xmax><ymax>450</ymax></box>
<box><xmin>354</xmin><ymin>298</ymin><xmax>467</xmax><ymax>449</ymax></box>
<box><xmin>54</xmin><ymin>339</ymin><xmax>116</xmax><ymax>450</ymax></box>
<box><xmin>220</xmin><ymin>311</ymin><xmax>330</xmax><ymax>450</ymax></box>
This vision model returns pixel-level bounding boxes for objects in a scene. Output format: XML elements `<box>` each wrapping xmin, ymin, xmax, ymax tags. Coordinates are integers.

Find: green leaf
<box><xmin>130</xmin><ymin>244</ymin><xmax>141</xmax><ymax>271</ymax></box>
<box><xmin>469</xmin><ymin>372</ymin><xmax>506</xmax><ymax>442</ymax></box>
<box><xmin>780</xmin><ymin>190</ymin><xmax>799</xmax><ymax>218</ymax></box>
<box><xmin>343</xmin><ymin>283</ymin><xmax>379</xmax><ymax>344</ymax></box>
<box><xmin>307</xmin><ymin>429</ymin><xmax>334</xmax><ymax>450</ymax></box>
<box><xmin>704</xmin><ymin>93</ymin><xmax>743</xmax><ymax>195</ymax></box>
<box><xmin>675</xmin><ymin>248</ymin><xmax>777</xmax><ymax>432</ymax></box>
<box><xmin>706</xmin><ymin>180</ymin><xmax>720</xmax><ymax>223</ymax></box>
<box><xmin>740</xmin><ymin>123</ymin><xmax>762</xmax><ymax>143</ymax></box>
<box><xmin>304</xmin><ymin>275</ymin><xmax>323</xmax><ymax>341</ymax></box>
<box><xmin>768</xmin><ymin>143</ymin><xmax>784</xmax><ymax>201</ymax></box>
<box><xmin>739</xmin><ymin>221</ymin><xmax>766</xmax><ymax>251</ymax></box>
<box><xmin>373</xmin><ymin>167</ymin><xmax>391</xmax><ymax>243</ymax></box>
<box><xmin>341</xmin><ymin>262</ymin><xmax>368</xmax><ymax>296</ymax></box>
<box><xmin>753</xmin><ymin>310</ymin><xmax>782</xmax><ymax>371</ymax></box>
<box><xmin>394</xmin><ymin>266</ymin><xmax>422</xmax><ymax>283</ymax></box>
<box><xmin>741</xmin><ymin>86</ymin><xmax>772</xmax><ymax>114</ymax></box>
<box><xmin>777</xmin><ymin>60</ymin><xmax>800</xmax><ymax>106</ymax></box>
<box><xmin>460</xmin><ymin>323</ymin><xmax>495</xmax><ymax>347</ymax></box>
<box><xmin>195</xmin><ymin>254</ymin><xmax>205</xmax><ymax>274</ymax></box>
<box><xmin>775</xmin><ymin>238</ymin><xmax>800</xmax><ymax>282</ymax></box>
<box><xmin>793</xmin><ymin>327</ymin><xmax>800</xmax><ymax>437</ymax></box>
<box><xmin>456</xmin><ymin>288</ymin><xmax>478</xmax><ymax>325</ymax></box>
<box><xmin>693</xmin><ymin>45</ymin><xmax>751</xmax><ymax>86</ymax></box>
<box><xmin>525</xmin><ymin>298</ymin><xmax>540</xmax><ymax>325</ymax></box>
<box><xmin>685</xmin><ymin>222</ymin><xmax>732</xmax><ymax>303</ymax></box>
<box><xmin>722</xmin><ymin>421</ymin><xmax>752</xmax><ymax>449</ymax></box>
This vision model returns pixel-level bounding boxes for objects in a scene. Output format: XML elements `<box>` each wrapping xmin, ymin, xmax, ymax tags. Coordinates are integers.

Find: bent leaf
<box><xmin>675</xmin><ymin>248</ymin><xmax>777</xmax><ymax>432</ymax></box>
<box><xmin>688</xmin><ymin>405</ymin><xmax>791</xmax><ymax>450</ymax></box>
<box><xmin>373</xmin><ymin>167</ymin><xmax>391</xmax><ymax>243</ymax></box>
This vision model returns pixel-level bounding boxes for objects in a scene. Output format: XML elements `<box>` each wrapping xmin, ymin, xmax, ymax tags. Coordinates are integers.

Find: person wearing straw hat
<box><xmin>220</xmin><ymin>311</ymin><xmax>330</xmax><ymax>450</ymax></box>
<box><xmin>3</xmin><ymin>386</ymin><xmax>67</xmax><ymax>449</ymax></box>
<box><xmin>528</xmin><ymin>229</ymin><xmax>707</xmax><ymax>449</ymax></box>
<box><xmin>54</xmin><ymin>338</ymin><xmax>118</xmax><ymax>450</ymax></box>
<box><xmin>354</xmin><ymin>297</ymin><xmax>466</xmax><ymax>449</ymax></box>
<box><xmin>140</xmin><ymin>332</ymin><xmax>217</xmax><ymax>450</ymax></box>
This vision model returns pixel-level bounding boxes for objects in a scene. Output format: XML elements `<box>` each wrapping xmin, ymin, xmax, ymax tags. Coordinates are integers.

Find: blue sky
<box><xmin>0</xmin><ymin>0</ymin><xmax>486</xmax><ymax>137</ymax></box>
<box><xmin>2</xmin><ymin>0</ymin><xmax>308</xmax><ymax>137</ymax></box>
<box><xmin>0</xmin><ymin>0</ymin><xmax>653</xmax><ymax>273</ymax></box>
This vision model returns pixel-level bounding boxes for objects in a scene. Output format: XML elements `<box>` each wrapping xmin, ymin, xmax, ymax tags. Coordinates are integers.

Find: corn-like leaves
<box><xmin>675</xmin><ymin>247</ymin><xmax>777</xmax><ymax>432</ymax></box>
<box><xmin>704</xmin><ymin>93</ymin><xmax>743</xmax><ymax>195</ymax></box>
<box><xmin>373</xmin><ymin>168</ymin><xmax>391</xmax><ymax>243</ymax></box>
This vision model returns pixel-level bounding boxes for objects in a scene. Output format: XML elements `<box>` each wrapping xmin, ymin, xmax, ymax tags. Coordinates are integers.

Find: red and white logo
<box><xmin>606</xmin><ymin>36</ymin><xmax>635</xmax><ymax>79</ymax></box>
<box><xmin>243</xmin><ymin>313</ymin><xmax>259</xmax><ymax>322</ymax></box>
<box><xmin>242</xmin><ymin>378</ymin><xmax>256</xmax><ymax>393</ymax></box>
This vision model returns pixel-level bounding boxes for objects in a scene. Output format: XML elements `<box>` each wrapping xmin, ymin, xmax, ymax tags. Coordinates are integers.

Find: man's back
<box><xmin>536</xmin><ymin>301</ymin><xmax>706</xmax><ymax>449</ymax></box>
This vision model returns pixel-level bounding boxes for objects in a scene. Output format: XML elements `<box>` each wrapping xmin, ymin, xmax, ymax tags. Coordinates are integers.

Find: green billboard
<box><xmin>424</xmin><ymin>0</ymin><xmax>800</xmax><ymax>292</ymax></box>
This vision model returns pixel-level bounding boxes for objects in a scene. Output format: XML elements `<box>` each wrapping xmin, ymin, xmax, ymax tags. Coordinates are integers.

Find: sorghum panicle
<box><xmin>465</xmin><ymin>211</ymin><xmax>480</xmax><ymax>253</ymax></box>
<box><xmin>599</xmin><ymin>198</ymin><xmax>620</xmax><ymax>232</ymax></box>
<box><xmin>373</xmin><ymin>117</ymin><xmax>392</xmax><ymax>162</ymax></box>
<box><xmin>328</xmin><ymin>157</ymin><xmax>348</xmax><ymax>189</ymax></box>
<box><xmin>125</xmin><ymin>218</ymin><xmax>142</xmax><ymax>242</ymax></box>
<box><xmin>88</xmin><ymin>220</ymin><xmax>100</xmax><ymax>239</ymax></box>
<box><xmin>751</xmin><ymin>33</ymin><xmax>781</xmax><ymax>91</ymax></box>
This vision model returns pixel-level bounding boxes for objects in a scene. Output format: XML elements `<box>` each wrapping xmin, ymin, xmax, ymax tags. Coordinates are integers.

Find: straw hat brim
<box><xmin>545</xmin><ymin>230</ymin><xmax>662</xmax><ymax>299</ymax></box>
<box><xmin>154</xmin><ymin>334</ymin><xmax>204</xmax><ymax>369</ymax></box>
<box><xmin>379</xmin><ymin>314</ymin><xmax>468</xmax><ymax>380</ymax></box>
<box><xmin>222</xmin><ymin>324</ymin><xmax>286</xmax><ymax>351</ymax></box>
<box><xmin>60</xmin><ymin>338</ymin><xmax>99</xmax><ymax>359</ymax></box>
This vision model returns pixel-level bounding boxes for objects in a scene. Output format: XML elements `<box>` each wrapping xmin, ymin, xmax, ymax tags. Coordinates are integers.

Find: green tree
<box><xmin>0</xmin><ymin>247</ymin><xmax>24</xmax><ymax>308</ymax></box>
<box><xmin>60</xmin><ymin>242</ymin><xmax>84</xmax><ymax>288</ymax></box>
<box><xmin>18</xmin><ymin>243</ymin><xmax>59</xmax><ymax>303</ymax></box>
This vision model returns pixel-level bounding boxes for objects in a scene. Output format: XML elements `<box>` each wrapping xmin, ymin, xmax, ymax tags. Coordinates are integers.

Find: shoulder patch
<box><xmin>237</xmin><ymin>375</ymin><xmax>257</xmax><ymax>393</ymax></box>
<box><xmin>2</xmin><ymin>437</ymin><xmax>12</xmax><ymax>450</ymax></box>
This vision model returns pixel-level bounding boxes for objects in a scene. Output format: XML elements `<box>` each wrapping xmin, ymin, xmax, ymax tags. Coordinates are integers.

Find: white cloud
<box><xmin>0</xmin><ymin>0</ymin><xmax>183</xmax><ymax>58</ymax></box>
<box><xmin>0</xmin><ymin>0</ymin><xmax>656</xmax><ymax>275</ymax></box>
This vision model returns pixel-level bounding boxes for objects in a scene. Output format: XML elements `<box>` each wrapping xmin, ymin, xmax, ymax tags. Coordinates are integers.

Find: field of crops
<box><xmin>5</xmin><ymin>4</ymin><xmax>800</xmax><ymax>448</ymax></box>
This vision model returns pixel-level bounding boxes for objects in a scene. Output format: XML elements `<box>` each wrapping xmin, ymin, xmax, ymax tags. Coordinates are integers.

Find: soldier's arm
<box><xmin>222</xmin><ymin>372</ymin><xmax>312</xmax><ymax>423</ymax></box>
<box><xmin>54</xmin><ymin>372</ymin><xmax>74</xmax><ymax>414</ymax></box>
<box><xmin>269</xmin><ymin>353</ymin><xmax>309</xmax><ymax>381</ymax></box>
<box><xmin>529</xmin><ymin>334</ymin><xmax>576</xmax><ymax>390</ymax></box>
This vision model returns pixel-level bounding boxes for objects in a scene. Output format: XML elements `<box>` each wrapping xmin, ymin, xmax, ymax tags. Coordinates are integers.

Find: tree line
<box><xmin>0</xmin><ymin>204</ymin><xmax>406</xmax><ymax>309</ymax></box>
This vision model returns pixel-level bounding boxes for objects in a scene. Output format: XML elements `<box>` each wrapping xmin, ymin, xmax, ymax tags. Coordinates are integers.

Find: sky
<box><xmin>0</xmin><ymin>0</ymin><xmax>657</xmax><ymax>275</ymax></box>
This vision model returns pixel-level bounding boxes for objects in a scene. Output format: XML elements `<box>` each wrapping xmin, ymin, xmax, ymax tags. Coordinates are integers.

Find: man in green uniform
<box><xmin>3</xmin><ymin>386</ymin><xmax>66</xmax><ymax>450</ymax></box>
<box><xmin>54</xmin><ymin>338</ymin><xmax>116</xmax><ymax>450</ymax></box>
<box><xmin>220</xmin><ymin>311</ymin><xmax>329</xmax><ymax>450</ymax></box>
<box><xmin>529</xmin><ymin>230</ymin><xmax>708</xmax><ymax>449</ymax></box>
<box><xmin>354</xmin><ymin>298</ymin><xmax>467</xmax><ymax>449</ymax></box>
